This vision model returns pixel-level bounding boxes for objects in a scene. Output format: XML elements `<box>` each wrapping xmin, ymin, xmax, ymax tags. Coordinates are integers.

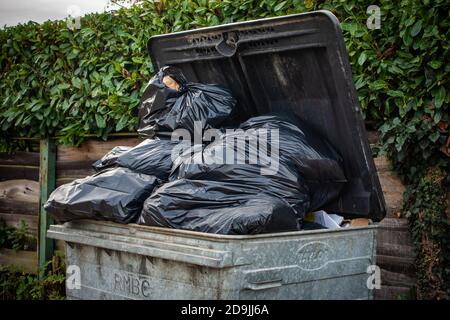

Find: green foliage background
<box><xmin>0</xmin><ymin>255</ymin><xmax>66</xmax><ymax>300</ymax></box>
<box><xmin>0</xmin><ymin>0</ymin><xmax>449</xmax><ymax>299</ymax></box>
<box><xmin>402</xmin><ymin>167</ymin><xmax>449</xmax><ymax>300</ymax></box>
<box><xmin>0</xmin><ymin>0</ymin><xmax>448</xmax><ymax>177</ymax></box>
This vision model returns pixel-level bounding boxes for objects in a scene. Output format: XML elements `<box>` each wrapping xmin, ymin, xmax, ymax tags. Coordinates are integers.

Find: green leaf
<box><xmin>304</xmin><ymin>0</ymin><xmax>314</xmax><ymax>9</ymax></box>
<box><xmin>358</xmin><ymin>52</ymin><xmax>367</xmax><ymax>66</ymax></box>
<box><xmin>31</xmin><ymin>103</ymin><xmax>42</xmax><ymax>112</ymax></box>
<box><xmin>131</xmin><ymin>56</ymin><xmax>143</xmax><ymax>64</ymax></box>
<box><xmin>433</xmin><ymin>86</ymin><xmax>446</xmax><ymax>108</ymax></box>
<box><xmin>404</xmin><ymin>17</ymin><xmax>415</xmax><ymax>27</ymax></box>
<box><xmin>115</xmin><ymin>115</ymin><xmax>128</xmax><ymax>131</ymax></box>
<box><xmin>429</xmin><ymin>131</ymin><xmax>440</xmax><ymax>143</ymax></box>
<box><xmin>57</xmin><ymin>83</ymin><xmax>71</xmax><ymax>91</ymax></box>
<box><xmin>341</xmin><ymin>22</ymin><xmax>358</xmax><ymax>34</ymax></box>
<box><xmin>371</xmin><ymin>80</ymin><xmax>388</xmax><ymax>90</ymax></box>
<box><xmin>403</xmin><ymin>32</ymin><xmax>413</xmax><ymax>46</ymax></box>
<box><xmin>387</xmin><ymin>90</ymin><xmax>404</xmax><ymax>98</ymax></box>
<box><xmin>427</xmin><ymin>61</ymin><xmax>442</xmax><ymax>69</ymax></box>
<box><xmin>95</xmin><ymin>114</ymin><xmax>106</xmax><ymax>128</ymax></box>
<box><xmin>273</xmin><ymin>1</ymin><xmax>286</xmax><ymax>12</ymax></box>
<box><xmin>433</xmin><ymin>112</ymin><xmax>442</xmax><ymax>124</ymax></box>
<box><xmin>71</xmin><ymin>77</ymin><xmax>82</xmax><ymax>89</ymax></box>
<box><xmin>410</xmin><ymin>20</ymin><xmax>422</xmax><ymax>37</ymax></box>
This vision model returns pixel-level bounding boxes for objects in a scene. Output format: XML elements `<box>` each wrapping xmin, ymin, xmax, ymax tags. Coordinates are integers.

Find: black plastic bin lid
<box><xmin>147</xmin><ymin>10</ymin><xmax>386</xmax><ymax>221</ymax></box>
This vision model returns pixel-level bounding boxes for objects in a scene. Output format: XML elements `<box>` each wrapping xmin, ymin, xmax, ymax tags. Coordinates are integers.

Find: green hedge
<box><xmin>0</xmin><ymin>1</ymin><xmax>448</xmax><ymax>176</ymax></box>
<box><xmin>0</xmin><ymin>254</ymin><xmax>66</xmax><ymax>300</ymax></box>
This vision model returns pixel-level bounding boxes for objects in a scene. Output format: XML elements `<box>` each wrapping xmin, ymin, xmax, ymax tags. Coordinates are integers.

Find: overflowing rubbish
<box><xmin>93</xmin><ymin>137</ymin><xmax>188</xmax><ymax>180</ymax></box>
<box><xmin>303</xmin><ymin>211</ymin><xmax>371</xmax><ymax>230</ymax></box>
<box><xmin>305</xmin><ymin>210</ymin><xmax>344</xmax><ymax>229</ymax></box>
<box><xmin>137</xmin><ymin>66</ymin><xmax>236</xmax><ymax>138</ymax></box>
<box><xmin>139</xmin><ymin>179</ymin><xmax>300</xmax><ymax>235</ymax></box>
<box><xmin>46</xmin><ymin>66</ymin><xmax>348</xmax><ymax>235</ymax></box>
<box><xmin>92</xmin><ymin>146</ymin><xmax>131</xmax><ymax>170</ymax></box>
<box><xmin>170</xmin><ymin>114</ymin><xmax>346</xmax><ymax>218</ymax></box>
<box><xmin>44</xmin><ymin>168</ymin><xmax>159</xmax><ymax>224</ymax></box>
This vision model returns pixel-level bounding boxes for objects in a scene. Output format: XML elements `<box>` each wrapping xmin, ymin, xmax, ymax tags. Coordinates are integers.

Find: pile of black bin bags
<box><xmin>45</xmin><ymin>66</ymin><xmax>346</xmax><ymax>235</ymax></box>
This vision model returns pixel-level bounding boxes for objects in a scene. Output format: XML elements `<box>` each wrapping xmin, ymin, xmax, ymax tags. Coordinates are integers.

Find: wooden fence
<box><xmin>0</xmin><ymin>136</ymin><xmax>140</xmax><ymax>274</ymax></box>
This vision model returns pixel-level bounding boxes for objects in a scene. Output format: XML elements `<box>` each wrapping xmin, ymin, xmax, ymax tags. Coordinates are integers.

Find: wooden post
<box><xmin>38</xmin><ymin>138</ymin><xmax>56</xmax><ymax>275</ymax></box>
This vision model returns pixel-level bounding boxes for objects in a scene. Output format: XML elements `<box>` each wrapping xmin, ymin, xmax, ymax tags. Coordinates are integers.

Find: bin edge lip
<box><xmin>49</xmin><ymin>219</ymin><xmax>377</xmax><ymax>242</ymax></box>
<box><xmin>147</xmin><ymin>10</ymin><xmax>340</xmax><ymax>56</ymax></box>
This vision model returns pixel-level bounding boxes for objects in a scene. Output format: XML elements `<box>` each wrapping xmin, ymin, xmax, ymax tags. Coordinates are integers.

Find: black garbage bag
<box><xmin>44</xmin><ymin>168</ymin><xmax>160</xmax><ymax>224</ymax></box>
<box><xmin>239</xmin><ymin>114</ymin><xmax>347</xmax><ymax>211</ymax></box>
<box><xmin>170</xmin><ymin>114</ymin><xmax>346</xmax><ymax>217</ymax></box>
<box><xmin>170</xmin><ymin>138</ymin><xmax>311</xmax><ymax>217</ymax></box>
<box><xmin>137</xmin><ymin>66</ymin><xmax>236</xmax><ymax>138</ymax></box>
<box><xmin>92</xmin><ymin>146</ymin><xmax>131</xmax><ymax>171</ymax></box>
<box><xmin>138</xmin><ymin>179</ymin><xmax>300</xmax><ymax>235</ymax></box>
<box><xmin>92</xmin><ymin>137</ymin><xmax>188</xmax><ymax>180</ymax></box>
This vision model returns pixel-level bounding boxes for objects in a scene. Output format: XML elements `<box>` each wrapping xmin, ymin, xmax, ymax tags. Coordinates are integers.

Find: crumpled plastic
<box><xmin>45</xmin><ymin>167</ymin><xmax>160</xmax><ymax>224</ymax></box>
<box><xmin>169</xmin><ymin>114</ymin><xmax>346</xmax><ymax>218</ymax></box>
<box><xmin>92</xmin><ymin>137</ymin><xmax>188</xmax><ymax>180</ymax></box>
<box><xmin>137</xmin><ymin>66</ymin><xmax>236</xmax><ymax>138</ymax></box>
<box><xmin>138</xmin><ymin>179</ymin><xmax>300</xmax><ymax>235</ymax></box>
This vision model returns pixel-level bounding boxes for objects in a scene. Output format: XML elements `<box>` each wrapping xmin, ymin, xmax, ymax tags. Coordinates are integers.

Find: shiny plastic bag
<box><xmin>137</xmin><ymin>66</ymin><xmax>236</xmax><ymax>138</ymax></box>
<box><xmin>92</xmin><ymin>146</ymin><xmax>131</xmax><ymax>171</ymax></box>
<box><xmin>44</xmin><ymin>167</ymin><xmax>160</xmax><ymax>224</ymax></box>
<box><xmin>170</xmin><ymin>114</ymin><xmax>346</xmax><ymax>217</ymax></box>
<box><xmin>138</xmin><ymin>179</ymin><xmax>300</xmax><ymax>235</ymax></box>
<box><xmin>92</xmin><ymin>137</ymin><xmax>188</xmax><ymax>180</ymax></box>
<box><xmin>239</xmin><ymin>114</ymin><xmax>347</xmax><ymax>211</ymax></box>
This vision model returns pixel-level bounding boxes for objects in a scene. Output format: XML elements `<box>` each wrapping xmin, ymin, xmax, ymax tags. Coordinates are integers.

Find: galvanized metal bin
<box><xmin>48</xmin><ymin>220</ymin><xmax>376</xmax><ymax>300</ymax></box>
<box><xmin>47</xmin><ymin>10</ymin><xmax>386</xmax><ymax>300</ymax></box>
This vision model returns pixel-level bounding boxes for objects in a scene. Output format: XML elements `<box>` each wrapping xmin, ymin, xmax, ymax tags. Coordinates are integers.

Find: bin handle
<box><xmin>245</xmin><ymin>279</ymin><xmax>283</xmax><ymax>291</ymax></box>
<box><xmin>215</xmin><ymin>32</ymin><xmax>238</xmax><ymax>57</ymax></box>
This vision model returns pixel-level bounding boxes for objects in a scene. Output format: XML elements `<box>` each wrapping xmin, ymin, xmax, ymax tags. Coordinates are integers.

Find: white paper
<box><xmin>313</xmin><ymin>210</ymin><xmax>342</xmax><ymax>229</ymax></box>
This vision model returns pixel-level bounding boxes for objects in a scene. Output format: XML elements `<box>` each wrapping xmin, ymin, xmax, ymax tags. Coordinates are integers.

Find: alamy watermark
<box><xmin>66</xmin><ymin>264</ymin><xmax>81</xmax><ymax>290</ymax></box>
<box><xmin>367</xmin><ymin>264</ymin><xmax>381</xmax><ymax>290</ymax></box>
<box><xmin>367</xmin><ymin>5</ymin><xmax>381</xmax><ymax>30</ymax></box>
<box><xmin>66</xmin><ymin>5</ymin><xmax>81</xmax><ymax>30</ymax></box>
<box><xmin>170</xmin><ymin>121</ymin><xmax>280</xmax><ymax>175</ymax></box>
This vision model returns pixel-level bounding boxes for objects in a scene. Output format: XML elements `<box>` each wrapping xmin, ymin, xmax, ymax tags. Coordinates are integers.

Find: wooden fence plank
<box><xmin>0</xmin><ymin>179</ymin><xmax>39</xmax><ymax>216</ymax></box>
<box><xmin>56</xmin><ymin>160</ymin><xmax>96</xmax><ymax>171</ymax></box>
<box><xmin>0</xmin><ymin>166</ymin><xmax>39</xmax><ymax>181</ymax></box>
<box><xmin>0</xmin><ymin>179</ymin><xmax>39</xmax><ymax>202</ymax></box>
<box><xmin>54</xmin><ymin>137</ymin><xmax>140</xmax><ymax>186</ymax></box>
<box><xmin>0</xmin><ymin>199</ymin><xmax>39</xmax><ymax>216</ymax></box>
<box><xmin>0</xmin><ymin>213</ymin><xmax>38</xmax><ymax>235</ymax></box>
<box><xmin>0</xmin><ymin>151</ymin><xmax>39</xmax><ymax>166</ymax></box>
<box><xmin>0</xmin><ymin>248</ymin><xmax>38</xmax><ymax>274</ymax></box>
<box><xmin>57</xmin><ymin>137</ymin><xmax>140</xmax><ymax>163</ymax></box>
<box><xmin>376</xmin><ymin>254</ymin><xmax>416</xmax><ymax>275</ymax></box>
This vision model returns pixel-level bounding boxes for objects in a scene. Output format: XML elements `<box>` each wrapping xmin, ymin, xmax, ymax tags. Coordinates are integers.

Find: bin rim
<box><xmin>57</xmin><ymin>220</ymin><xmax>377</xmax><ymax>242</ymax></box>
<box><xmin>147</xmin><ymin>10</ymin><xmax>339</xmax><ymax>48</ymax></box>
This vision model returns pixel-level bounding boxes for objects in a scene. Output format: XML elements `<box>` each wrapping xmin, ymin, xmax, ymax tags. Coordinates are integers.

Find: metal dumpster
<box><xmin>47</xmin><ymin>10</ymin><xmax>386</xmax><ymax>300</ymax></box>
<box><xmin>48</xmin><ymin>220</ymin><xmax>377</xmax><ymax>299</ymax></box>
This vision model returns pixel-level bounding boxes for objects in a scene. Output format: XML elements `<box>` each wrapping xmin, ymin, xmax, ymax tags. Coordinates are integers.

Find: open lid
<box><xmin>147</xmin><ymin>10</ymin><xmax>386</xmax><ymax>221</ymax></box>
